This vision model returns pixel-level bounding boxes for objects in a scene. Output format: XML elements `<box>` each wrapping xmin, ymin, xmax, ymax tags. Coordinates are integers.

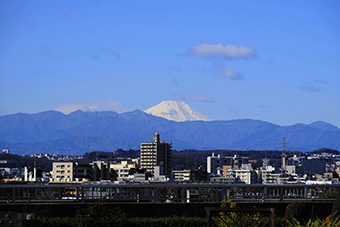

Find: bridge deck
<box><xmin>1</xmin><ymin>183</ymin><xmax>340</xmax><ymax>203</ymax></box>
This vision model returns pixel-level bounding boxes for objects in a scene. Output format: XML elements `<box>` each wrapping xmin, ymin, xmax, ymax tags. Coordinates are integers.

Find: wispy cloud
<box><xmin>91</xmin><ymin>54</ymin><xmax>101</xmax><ymax>61</ymax></box>
<box><xmin>55</xmin><ymin>98</ymin><xmax>122</xmax><ymax>114</ymax></box>
<box><xmin>259</xmin><ymin>104</ymin><xmax>270</xmax><ymax>109</ymax></box>
<box><xmin>298</xmin><ymin>85</ymin><xmax>320</xmax><ymax>92</ymax></box>
<box><xmin>100</xmin><ymin>48</ymin><xmax>121</xmax><ymax>60</ymax></box>
<box><xmin>62</xmin><ymin>7</ymin><xmax>73</xmax><ymax>17</ymax></box>
<box><xmin>312</xmin><ymin>78</ymin><xmax>330</xmax><ymax>85</ymax></box>
<box><xmin>172</xmin><ymin>78</ymin><xmax>180</xmax><ymax>87</ymax></box>
<box><xmin>25</xmin><ymin>16</ymin><xmax>35</xmax><ymax>27</ymax></box>
<box><xmin>187</xmin><ymin>43</ymin><xmax>257</xmax><ymax>60</ymax></box>
<box><xmin>216</xmin><ymin>65</ymin><xmax>244</xmax><ymax>80</ymax></box>
<box><xmin>171</xmin><ymin>66</ymin><xmax>182</xmax><ymax>72</ymax></box>
<box><xmin>40</xmin><ymin>46</ymin><xmax>54</xmax><ymax>57</ymax></box>
<box><xmin>175</xmin><ymin>93</ymin><xmax>215</xmax><ymax>103</ymax></box>
<box><xmin>89</xmin><ymin>48</ymin><xmax>121</xmax><ymax>61</ymax></box>
<box><xmin>298</xmin><ymin>78</ymin><xmax>330</xmax><ymax>93</ymax></box>
<box><xmin>228</xmin><ymin>107</ymin><xmax>238</xmax><ymax>114</ymax></box>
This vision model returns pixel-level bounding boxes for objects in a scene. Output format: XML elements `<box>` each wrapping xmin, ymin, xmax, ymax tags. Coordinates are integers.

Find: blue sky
<box><xmin>1</xmin><ymin>0</ymin><xmax>339</xmax><ymax>127</ymax></box>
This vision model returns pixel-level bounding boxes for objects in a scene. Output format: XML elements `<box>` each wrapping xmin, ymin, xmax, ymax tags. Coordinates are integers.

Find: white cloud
<box><xmin>55</xmin><ymin>98</ymin><xmax>122</xmax><ymax>114</ymax></box>
<box><xmin>187</xmin><ymin>43</ymin><xmax>257</xmax><ymax>60</ymax></box>
<box><xmin>216</xmin><ymin>65</ymin><xmax>244</xmax><ymax>80</ymax></box>
<box><xmin>175</xmin><ymin>93</ymin><xmax>215</xmax><ymax>103</ymax></box>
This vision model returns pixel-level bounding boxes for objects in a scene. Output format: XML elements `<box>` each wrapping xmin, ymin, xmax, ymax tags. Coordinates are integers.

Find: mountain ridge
<box><xmin>1</xmin><ymin>109</ymin><xmax>339</xmax><ymax>155</ymax></box>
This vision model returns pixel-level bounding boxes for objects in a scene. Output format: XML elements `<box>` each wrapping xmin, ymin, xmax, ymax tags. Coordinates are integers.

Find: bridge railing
<box><xmin>0</xmin><ymin>184</ymin><xmax>339</xmax><ymax>203</ymax></box>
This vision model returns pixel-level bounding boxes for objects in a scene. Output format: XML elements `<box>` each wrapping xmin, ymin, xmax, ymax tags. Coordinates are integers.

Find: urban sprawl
<box><xmin>1</xmin><ymin>133</ymin><xmax>339</xmax><ymax>185</ymax></box>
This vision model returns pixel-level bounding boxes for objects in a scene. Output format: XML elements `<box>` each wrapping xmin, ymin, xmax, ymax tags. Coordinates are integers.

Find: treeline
<box><xmin>0</xmin><ymin>153</ymin><xmax>53</xmax><ymax>171</ymax></box>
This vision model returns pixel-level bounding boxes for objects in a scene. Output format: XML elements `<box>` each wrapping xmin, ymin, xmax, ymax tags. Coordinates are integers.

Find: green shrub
<box><xmin>287</xmin><ymin>216</ymin><xmax>340</xmax><ymax>227</ymax></box>
<box><xmin>285</xmin><ymin>203</ymin><xmax>314</xmax><ymax>224</ymax></box>
<box><xmin>74</xmin><ymin>200</ymin><xmax>127</xmax><ymax>227</ymax></box>
<box><xmin>37</xmin><ymin>216</ymin><xmax>76</xmax><ymax>227</ymax></box>
<box><xmin>331</xmin><ymin>198</ymin><xmax>340</xmax><ymax>220</ymax></box>
<box><xmin>125</xmin><ymin>216</ymin><xmax>206</xmax><ymax>227</ymax></box>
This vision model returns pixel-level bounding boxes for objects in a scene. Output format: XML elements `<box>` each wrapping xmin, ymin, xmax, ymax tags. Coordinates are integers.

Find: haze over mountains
<box><xmin>0</xmin><ymin>101</ymin><xmax>339</xmax><ymax>155</ymax></box>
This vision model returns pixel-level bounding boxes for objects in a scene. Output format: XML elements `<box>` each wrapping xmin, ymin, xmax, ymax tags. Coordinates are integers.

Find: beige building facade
<box><xmin>140</xmin><ymin>132</ymin><xmax>172</xmax><ymax>176</ymax></box>
<box><xmin>52</xmin><ymin>162</ymin><xmax>74</xmax><ymax>181</ymax></box>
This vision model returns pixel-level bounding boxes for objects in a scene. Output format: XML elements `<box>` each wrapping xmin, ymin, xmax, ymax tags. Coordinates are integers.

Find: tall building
<box><xmin>140</xmin><ymin>132</ymin><xmax>172</xmax><ymax>176</ymax></box>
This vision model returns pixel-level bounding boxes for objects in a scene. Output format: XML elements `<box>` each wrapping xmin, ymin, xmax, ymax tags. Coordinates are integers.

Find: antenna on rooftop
<box><xmin>281</xmin><ymin>137</ymin><xmax>288</xmax><ymax>168</ymax></box>
<box><xmin>262</xmin><ymin>152</ymin><xmax>269</xmax><ymax>168</ymax></box>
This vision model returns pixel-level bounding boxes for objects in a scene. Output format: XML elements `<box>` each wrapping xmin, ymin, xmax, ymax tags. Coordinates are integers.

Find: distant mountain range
<box><xmin>0</xmin><ymin>101</ymin><xmax>339</xmax><ymax>155</ymax></box>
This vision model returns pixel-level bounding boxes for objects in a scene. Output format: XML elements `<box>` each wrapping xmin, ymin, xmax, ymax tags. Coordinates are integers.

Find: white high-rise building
<box><xmin>140</xmin><ymin>132</ymin><xmax>172</xmax><ymax>176</ymax></box>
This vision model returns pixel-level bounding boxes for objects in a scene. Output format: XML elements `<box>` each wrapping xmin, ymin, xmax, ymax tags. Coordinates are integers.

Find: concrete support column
<box><xmin>35</xmin><ymin>187</ymin><xmax>38</xmax><ymax>200</ymax></box>
<box><xmin>12</xmin><ymin>188</ymin><xmax>15</xmax><ymax>203</ymax></box>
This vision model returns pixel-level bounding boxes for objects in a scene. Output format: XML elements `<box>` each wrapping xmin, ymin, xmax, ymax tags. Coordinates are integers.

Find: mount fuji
<box><xmin>145</xmin><ymin>100</ymin><xmax>212</xmax><ymax>122</ymax></box>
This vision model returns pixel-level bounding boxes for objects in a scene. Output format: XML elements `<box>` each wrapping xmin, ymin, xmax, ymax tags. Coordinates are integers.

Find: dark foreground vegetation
<box><xmin>34</xmin><ymin>198</ymin><xmax>340</xmax><ymax>227</ymax></box>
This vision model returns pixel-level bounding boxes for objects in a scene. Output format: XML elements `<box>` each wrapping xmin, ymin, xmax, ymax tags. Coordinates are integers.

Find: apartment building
<box><xmin>140</xmin><ymin>132</ymin><xmax>172</xmax><ymax>176</ymax></box>
<box><xmin>172</xmin><ymin>169</ymin><xmax>191</xmax><ymax>182</ymax></box>
<box><xmin>111</xmin><ymin>160</ymin><xmax>137</xmax><ymax>181</ymax></box>
<box><xmin>52</xmin><ymin>161</ymin><xmax>110</xmax><ymax>182</ymax></box>
<box><xmin>207</xmin><ymin>153</ymin><xmax>249</xmax><ymax>176</ymax></box>
<box><xmin>52</xmin><ymin>162</ymin><xmax>74</xmax><ymax>181</ymax></box>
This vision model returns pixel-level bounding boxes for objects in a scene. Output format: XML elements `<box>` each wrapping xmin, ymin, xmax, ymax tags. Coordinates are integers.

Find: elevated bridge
<box><xmin>0</xmin><ymin>184</ymin><xmax>338</xmax><ymax>218</ymax></box>
<box><xmin>1</xmin><ymin>183</ymin><xmax>339</xmax><ymax>203</ymax></box>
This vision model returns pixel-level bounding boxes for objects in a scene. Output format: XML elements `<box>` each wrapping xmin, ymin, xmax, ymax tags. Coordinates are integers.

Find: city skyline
<box><xmin>1</xmin><ymin>1</ymin><xmax>339</xmax><ymax>127</ymax></box>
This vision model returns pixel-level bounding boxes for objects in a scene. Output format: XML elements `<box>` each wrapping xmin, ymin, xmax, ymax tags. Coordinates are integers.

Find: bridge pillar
<box><xmin>222</xmin><ymin>187</ymin><xmax>227</xmax><ymax>200</ymax></box>
<box><xmin>81</xmin><ymin>187</ymin><xmax>84</xmax><ymax>202</ymax></box>
<box><xmin>35</xmin><ymin>187</ymin><xmax>37</xmax><ymax>200</ymax></box>
<box><xmin>12</xmin><ymin>188</ymin><xmax>15</xmax><ymax>203</ymax></box>
<box><xmin>215</xmin><ymin>188</ymin><xmax>219</xmax><ymax>202</ymax></box>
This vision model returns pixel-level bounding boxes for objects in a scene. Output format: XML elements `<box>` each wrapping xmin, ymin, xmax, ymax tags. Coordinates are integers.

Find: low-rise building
<box><xmin>111</xmin><ymin>160</ymin><xmax>137</xmax><ymax>182</ymax></box>
<box><xmin>52</xmin><ymin>161</ymin><xmax>111</xmax><ymax>182</ymax></box>
<box><xmin>52</xmin><ymin>162</ymin><xmax>74</xmax><ymax>181</ymax></box>
<box><xmin>172</xmin><ymin>169</ymin><xmax>191</xmax><ymax>182</ymax></box>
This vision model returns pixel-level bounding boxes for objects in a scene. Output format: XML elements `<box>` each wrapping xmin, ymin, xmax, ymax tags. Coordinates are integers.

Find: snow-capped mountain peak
<box><xmin>145</xmin><ymin>100</ymin><xmax>212</xmax><ymax>122</ymax></box>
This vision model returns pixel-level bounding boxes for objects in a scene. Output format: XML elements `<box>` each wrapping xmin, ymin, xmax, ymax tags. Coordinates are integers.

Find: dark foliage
<box><xmin>0</xmin><ymin>153</ymin><xmax>53</xmax><ymax>171</ymax></box>
<box><xmin>285</xmin><ymin>202</ymin><xmax>314</xmax><ymax>224</ymax></box>
<box><xmin>331</xmin><ymin>197</ymin><xmax>340</xmax><ymax>220</ymax></box>
<box><xmin>307</xmin><ymin>148</ymin><xmax>340</xmax><ymax>155</ymax></box>
<box><xmin>74</xmin><ymin>200</ymin><xmax>127</xmax><ymax>227</ymax></box>
<box><xmin>37</xmin><ymin>200</ymin><xmax>206</xmax><ymax>227</ymax></box>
